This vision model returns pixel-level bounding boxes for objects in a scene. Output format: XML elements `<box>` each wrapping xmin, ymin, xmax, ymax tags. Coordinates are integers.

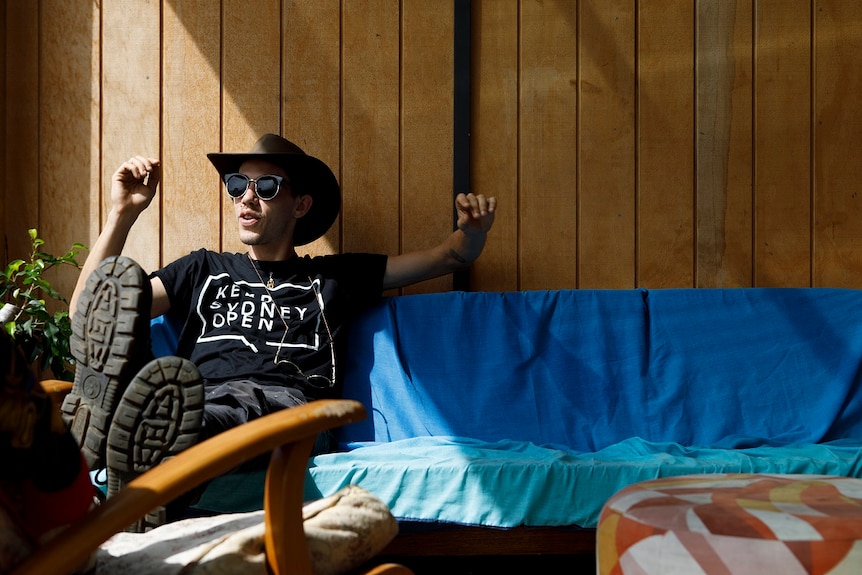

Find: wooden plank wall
<box><xmin>3</xmin><ymin>0</ymin><xmax>862</xmax><ymax>305</ymax></box>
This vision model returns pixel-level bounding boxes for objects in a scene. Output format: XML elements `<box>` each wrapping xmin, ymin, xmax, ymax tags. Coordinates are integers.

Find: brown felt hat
<box><xmin>207</xmin><ymin>134</ymin><xmax>340</xmax><ymax>245</ymax></box>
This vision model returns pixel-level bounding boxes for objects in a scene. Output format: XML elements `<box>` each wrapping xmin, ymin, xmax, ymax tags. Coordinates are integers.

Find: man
<box><xmin>60</xmin><ymin>134</ymin><xmax>496</xmax><ymax>525</ymax></box>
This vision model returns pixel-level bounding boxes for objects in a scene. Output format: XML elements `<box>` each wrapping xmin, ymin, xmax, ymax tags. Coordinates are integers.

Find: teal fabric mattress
<box><xmin>303</xmin><ymin>437</ymin><xmax>862</xmax><ymax>529</ymax></box>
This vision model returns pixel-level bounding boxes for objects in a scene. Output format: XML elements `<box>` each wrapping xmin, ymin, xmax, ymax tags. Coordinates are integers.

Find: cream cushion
<box><xmin>95</xmin><ymin>485</ymin><xmax>398</xmax><ymax>575</ymax></box>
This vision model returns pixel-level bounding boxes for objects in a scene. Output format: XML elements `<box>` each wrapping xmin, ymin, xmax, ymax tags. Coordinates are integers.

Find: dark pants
<box><xmin>167</xmin><ymin>379</ymin><xmax>333</xmax><ymax>521</ymax></box>
<box><xmin>202</xmin><ymin>379</ymin><xmax>333</xmax><ymax>457</ymax></box>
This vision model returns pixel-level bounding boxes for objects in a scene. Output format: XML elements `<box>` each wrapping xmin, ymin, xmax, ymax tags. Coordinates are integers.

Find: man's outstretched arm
<box><xmin>382</xmin><ymin>192</ymin><xmax>496</xmax><ymax>290</ymax></box>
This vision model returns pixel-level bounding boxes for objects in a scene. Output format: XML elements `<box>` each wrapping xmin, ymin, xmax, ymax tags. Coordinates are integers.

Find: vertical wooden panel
<box><xmin>520</xmin><ymin>0</ymin><xmax>578</xmax><ymax>290</ymax></box>
<box><xmin>471</xmin><ymin>0</ymin><xmax>519</xmax><ymax>292</ymax></box>
<box><xmin>637</xmin><ymin>1</ymin><xmax>695</xmax><ymax>288</ymax></box>
<box><xmin>578</xmin><ymin>0</ymin><xmax>636</xmax><ymax>289</ymax></box>
<box><xmin>813</xmin><ymin>0</ymin><xmax>862</xmax><ymax>287</ymax></box>
<box><xmin>341</xmin><ymin>2</ymin><xmax>400</xmax><ymax>258</ymax></box>
<box><xmin>5</xmin><ymin>2</ymin><xmax>40</xmax><ymax>263</ymax></box>
<box><xmin>101</xmin><ymin>0</ymin><xmax>160</xmax><ymax>272</ymax></box>
<box><xmin>221</xmin><ymin>0</ymin><xmax>282</xmax><ymax>255</ymax></box>
<box><xmin>162</xmin><ymin>0</ymin><xmax>221</xmax><ymax>265</ymax></box>
<box><xmin>283</xmin><ymin>0</ymin><xmax>342</xmax><ymax>258</ymax></box>
<box><xmin>696</xmin><ymin>0</ymin><xmax>753</xmax><ymax>287</ymax></box>
<box><xmin>754</xmin><ymin>0</ymin><xmax>811</xmax><ymax>287</ymax></box>
<box><xmin>41</xmin><ymin>0</ymin><xmax>101</xmax><ymax>301</ymax></box>
<box><xmin>401</xmin><ymin>0</ymin><xmax>454</xmax><ymax>295</ymax></box>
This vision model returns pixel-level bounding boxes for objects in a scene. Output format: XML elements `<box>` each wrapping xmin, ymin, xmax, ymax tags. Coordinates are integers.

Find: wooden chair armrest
<box><xmin>38</xmin><ymin>379</ymin><xmax>73</xmax><ymax>405</ymax></box>
<box><xmin>11</xmin><ymin>399</ymin><xmax>367</xmax><ymax>575</ymax></box>
<box><xmin>363</xmin><ymin>564</ymin><xmax>417</xmax><ymax>575</ymax></box>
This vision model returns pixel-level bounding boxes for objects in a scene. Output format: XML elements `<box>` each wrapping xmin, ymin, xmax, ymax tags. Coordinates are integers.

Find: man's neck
<box><xmin>247</xmin><ymin>245</ymin><xmax>298</xmax><ymax>262</ymax></box>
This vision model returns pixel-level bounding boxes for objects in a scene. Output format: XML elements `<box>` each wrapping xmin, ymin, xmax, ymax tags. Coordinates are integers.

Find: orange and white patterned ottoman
<box><xmin>597</xmin><ymin>474</ymin><xmax>862</xmax><ymax>574</ymax></box>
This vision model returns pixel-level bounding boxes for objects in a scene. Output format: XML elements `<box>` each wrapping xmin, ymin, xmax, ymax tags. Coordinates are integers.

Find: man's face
<box><xmin>232</xmin><ymin>159</ymin><xmax>307</xmax><ymax>249</ymax></box>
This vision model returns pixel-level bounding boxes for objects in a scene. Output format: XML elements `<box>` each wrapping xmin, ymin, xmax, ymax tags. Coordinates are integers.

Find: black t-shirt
<box><xmin>152</xmin><ymin>249</ymin><xmax>387</xmax><ymax>401</ymax></box>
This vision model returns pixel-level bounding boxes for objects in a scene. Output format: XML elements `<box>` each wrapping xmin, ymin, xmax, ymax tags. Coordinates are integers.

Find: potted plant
<box><xmin>1</xmin><ymin>229</ymin><xmax>87</xmax><ymax>380</ymax></box>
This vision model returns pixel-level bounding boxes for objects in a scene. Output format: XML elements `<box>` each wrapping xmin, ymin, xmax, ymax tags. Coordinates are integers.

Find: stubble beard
<box><xmin>238</xmin><ymin>228</ymin><xmax>263</xmax><ymax>246</ymax></box>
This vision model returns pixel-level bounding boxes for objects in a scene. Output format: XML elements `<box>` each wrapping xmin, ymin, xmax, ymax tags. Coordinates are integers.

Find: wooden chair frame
<box><xmin>10</xmin><ymin>381</ymin><xmax>411</xmax><ymax>575</ymax></box>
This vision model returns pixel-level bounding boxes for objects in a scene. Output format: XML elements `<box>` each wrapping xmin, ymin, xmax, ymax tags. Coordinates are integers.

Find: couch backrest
<box><xmin>336</xmin><ymin>288</ymin><xmax>862</xmax><ymax>451</ymax></box>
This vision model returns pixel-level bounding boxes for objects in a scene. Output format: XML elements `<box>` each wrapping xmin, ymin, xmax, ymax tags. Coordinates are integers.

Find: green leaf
<box><xmin>43</xmin><ymin>321</ymin><xmax>59</xmax><ymax>339</ymax></box>
<box><xmin>20</xmin><ymin>317</ymin><xmax>35</xmax><ymax>337</ymax></box>
<box><xmin>4</xmin><ymin>259</ymin><xmax>24</xmax><ymax>276</ymax></box>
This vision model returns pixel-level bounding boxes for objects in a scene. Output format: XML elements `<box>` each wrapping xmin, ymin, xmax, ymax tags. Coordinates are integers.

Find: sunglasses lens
<box><xmin>255</xmin><ymin>176</ymin><xmax>281</xmax><ymax>200</ymax></box>
<box><xmin>224</xmin><ymin>174</ymin><xmax>249</xmax><ymax>198</ymax></box>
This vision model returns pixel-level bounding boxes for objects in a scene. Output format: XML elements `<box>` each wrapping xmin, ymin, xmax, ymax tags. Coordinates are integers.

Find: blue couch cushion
<box><xmin>336</xmin><ymin>288</ymin><xmax>862</xmax><ymax>451</ymax></box>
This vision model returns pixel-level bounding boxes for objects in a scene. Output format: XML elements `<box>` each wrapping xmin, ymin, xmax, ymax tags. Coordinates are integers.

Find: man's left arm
<box><xmin>382</xmin><ymin>193</ymin><xmax>496</xmax><ymax>290</ymax></box>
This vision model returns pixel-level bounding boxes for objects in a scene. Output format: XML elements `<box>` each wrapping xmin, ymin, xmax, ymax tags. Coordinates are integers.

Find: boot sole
<box><xmin>106</xmin><ymin>356</ymin><xmax>204</xmax><ymax>532</ymax></box>
<box><xmin>61</xmin><ymin>255</ymin><xmax>152</xmax><ymax>469</ymax></box>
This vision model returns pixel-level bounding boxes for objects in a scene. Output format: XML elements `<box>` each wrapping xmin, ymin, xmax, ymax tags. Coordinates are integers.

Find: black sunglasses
<box><xmin>223</xmin><ymin>173</ymin><xmax>285</xmax><ymax>201</ymax></box>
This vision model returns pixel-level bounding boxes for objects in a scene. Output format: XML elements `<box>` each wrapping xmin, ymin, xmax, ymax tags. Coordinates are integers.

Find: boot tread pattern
<box><xmin>60</xmin><ymin>256</ymin><xmax>151</xmax><ymax>469</ymax></box>
<box><xmin>106</xmin><ymin>356</ymin><xmax>203</xmax><ymax>532</ymax></box>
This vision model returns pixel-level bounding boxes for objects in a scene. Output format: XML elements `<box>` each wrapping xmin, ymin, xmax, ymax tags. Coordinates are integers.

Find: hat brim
<box><xmin>207</xmin><ymin>152</ymin><xmax>341</xmax><ymax>246</ymax></box>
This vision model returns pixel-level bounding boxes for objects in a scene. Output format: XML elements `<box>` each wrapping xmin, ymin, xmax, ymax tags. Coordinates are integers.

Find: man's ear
<box><xmin>294</xmin><ymin>194</ymin><xmax>313</xmax><ymax>218</ymax></box>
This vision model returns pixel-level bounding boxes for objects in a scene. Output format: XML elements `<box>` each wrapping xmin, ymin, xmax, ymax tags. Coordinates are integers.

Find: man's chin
<box><xmin>238</xmin><ymin>232</ymin><xmax>261</xmax><ymax>246</ymax></box>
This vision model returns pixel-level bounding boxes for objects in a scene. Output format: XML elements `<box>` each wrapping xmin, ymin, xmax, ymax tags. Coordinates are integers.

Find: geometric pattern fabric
<box><xmin>597</xmin><ymin>474</ymin><xmax>862</xmax><ymax>574</ymax></box>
